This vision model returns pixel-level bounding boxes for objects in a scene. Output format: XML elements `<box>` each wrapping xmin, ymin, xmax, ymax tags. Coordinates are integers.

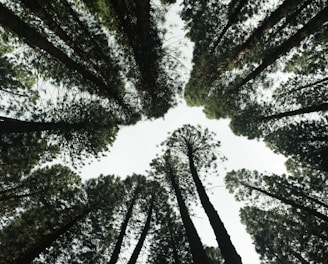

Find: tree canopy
<box><xmin>1</xmin><ymin>1</ymin><xmax>327</xmax><ymax>263</ymax></box>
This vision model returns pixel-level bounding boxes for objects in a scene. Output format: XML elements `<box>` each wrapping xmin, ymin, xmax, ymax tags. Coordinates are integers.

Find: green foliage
<box><xmin>226</xmin><ymin>160</ymin><xmax>328</xmax><ymax>263</ymax></box>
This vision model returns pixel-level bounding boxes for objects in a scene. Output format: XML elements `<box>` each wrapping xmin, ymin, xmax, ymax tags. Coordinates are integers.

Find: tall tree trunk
<box><xmin>0</xmin><ymin>116</ymin><xmax>83</xmax><ymax>134</ymax></box>
<box><xmin>15</xmin><ymin>208</ymin><xmax>91</xmax><ymax>264</ymax></box>
<box><xmin>168</xmin><ymin>169</ymin><xmax>210</xmax><ymax>264</ymax></box>
<box><xmin>261</xmin><ymin>103</ymin><xmax>328</xmax><ymax>121</ymax></box>
<box><xmin>242</xmin><ymin>182</ymin><xmax>328</xmax><ymax>223</ymax></box>
<box><xmin>187</xmin><ymin>150</ymin><xmax>242</xmax><ymax>264</ymax></box>
<box><xmin>221</xmin><ymin>0</ymin><xmax>303</xmax><ymax>71</ymax></box>
<box><xmin>276</xmin><ymin>76</ymin><xmax>328</xmax><ymax>98</ymax></box>
<box><xmin>0</xmin><ymin>3</ymin><xmax>123</xmax><ymax>104</ymax></box>
<box><xmin>211</xmin><ymin>0</ymin><xmax>250</xmax><ymax>53</ymax></box>
<box><xmin>127</xmin><ymin>197</ymin><xmax>154</xmax><ymax>264</ymax></box>
<box><xmin>234</xmin><ymin>5</ymin><xmax>328</xmax><ymax>92</ymax></box>
<box><xmin>108</xmin><ymin>192</ymin><xmax>138</xmax><ymax>264</ymax></box>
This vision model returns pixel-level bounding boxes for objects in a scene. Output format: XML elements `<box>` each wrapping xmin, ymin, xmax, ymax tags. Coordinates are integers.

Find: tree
<box><xmin>0</xmin><ymin>164</ymin><xmax>80</xmax><ymax>202</ymax></box>
<box><xmin>83</xmin><ymin>0</ymin><xmax>182</xmax><ymax>118</ymax></box>
<box><xmin>163</xmin><ymin>125</ymin><xmax>242</xmax><ymax>264</ymax></box>
<box><xmin>0</xmin><ymin>100</ymin><xmax>121</xmax><ymax>166</ymax></box>
<box><xmin>148</xmin><ymin>188</ymin><xmax>193</xmax><ymax>264</ymax></box>
<box><xmin>183</xmin><ymin>0</ymin><xmax>328</xmax><ymax>127</ymax></box>
<box><xmin>151</xmin><ymin>151</ymin><xmax>211</xmax><ymax>264</ymax></box>
<box><xmin>0</xmin><ymin>174</ymin><xmax>124</xmax><ymax>263</ymax></box>
<box><xmin>240</xmin><ymin>206</ymin><xmax>328</xmax><ymax>263</ymax></box>
<box><xmin>0</xmin><ymin>2</ymin><xmax>129</xmax><ymax>108</ymax></box>
<box><xmin>225</xmin><ymin>168</ymin><xmax>328</xmax><ymax>223</ymax></box>
<box><xmin>127</xmin><ymin>195</ymin><xmax>154</xmax><ymax>264</ymax></box>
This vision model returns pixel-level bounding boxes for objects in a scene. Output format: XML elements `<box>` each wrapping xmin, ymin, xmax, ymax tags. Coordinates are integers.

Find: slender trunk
<box><xmin>15</xmin><ymin>208</ymin><xmax>91</xmax><ymax>264</ymax></box>
<box><xmin>234</xmin><ymin>5</ymin><xmax>328</xmax><ymax>91</ymax></box>
<box><xmin>127</xmin><ymin>197</ymin><xmax>154</xmax><ymax>264</ymax></box>
<box><xmin>108</xmin><ymin>193</ymin><xmax>138</xmax><ymax>264</ymax></box>
<box><xmin>187</xmin><ymin>150</ymin><xmax>242</xmax><ymax>264</ymax></box>
<box><xmin>0</xmin><ymin>3</ymin><xmax>123</xmax><ymax>104</ymax></box>
<box><xmin>211</xmin><ymin>0</ymin><xmax>249</xmax><ymax>53</ymax></box>
<box><xmin>265</xmin><ymin>0</ymin><xmax>313</xmax><ymax>49</ymax></box>
<box><xmin>289</xmin><ymin>247</ymin><xmax>310</xmax><ymax>264</ymax></box>
<box><xmin>282</xmin><ymin>184</ymin><xmax>328</xmax><ymax>210</ymax></box>
<box><xmin>242</xmin><ymin>182</ymin><xmax>328</xmax><ymax>222</ymax></box>
<box><xmin>19</xmin><ymin>0</ymin><xmax>119</xmax><ymax>90</ymax></box>
<box><xmin>261</xmin><ymin>103</ymin><xmax>328</xmax><ymax>121</ymax></box>
<box><xmin>168</xmin><ymin>169</ymin><xmax>210</xmax><ymax>264</ymax></box>
<box><xmin>276</xmin><ymin>76</ymin><xmax>328</xmax><ymax>99</ymax></box>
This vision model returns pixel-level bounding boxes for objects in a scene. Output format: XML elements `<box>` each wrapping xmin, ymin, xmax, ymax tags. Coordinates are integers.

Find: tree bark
<box><xmin>187</xmin><ymin>149</ymin><xmax>242</xmax><ymax>264</ymax></box>
<box><xmin>127</xmin><ymin>197</ymin><xmax>154</xmax><ymax>264</ymax></box>
<box><xmin>15</xmin><ymin>208</ymin><xmax>91</xmax><ymax>264</ymax></box>
<box><xmin>108</xmin><ymin>192</ymin><xmax>138</xmax><ymax>264</ymax></box>
<box><xmin>168</xmin><ymin>169</ymin><xmax>210</xmax><ymax>264</ymax></box>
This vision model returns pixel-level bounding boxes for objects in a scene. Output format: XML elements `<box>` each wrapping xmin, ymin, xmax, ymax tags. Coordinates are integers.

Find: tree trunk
<box><xmin>187</xmin><ymin>150</ymin><xmax>242</xmax><ymax>264</ymax></box>
<box><xmin>277</xmin><ymin>76</ymin><xmax>328</xmax><ymax>98</ymax></box>
<box><xmin>108</xmin><ymin>192</ymin><xmax>138</xmax><ymax>264</ymax></box>
<box><xmin>0</xmin><ymin>3</ymin><xmax>123</xmax><ymax>104</ymax></box>
<box><xmin>242</xmin><ymin>182</ymin><xmax>328</xmax><ymax>223</ymax></box>
<box><xmin>127</xmin><ymin>197</ymin><xmax>154</xmax><ymax>264</ymax></box>
<box><xmin>227</xmin><ymin>0</ymin><xmax>302</xmax><ymax>68</ymax></box>
<box><xmin>168</xmin><ymin>169</ymin><xmax>210</xmax><ymax>264</ymax></box>
<box><xmin>234</xmin><ymin>5</ymin><xmax>328</xmax><ymax>91</ymax></box>
<box><xmin>211</xmin><ymin>0</ymin><xmax>250</xmax><ymax>53</ymax></box>
<box><xmin>0</xmin><ymin>116</ymin><xmax>83</xmax><ymax>134</ymax></box>
<box><xmin>261</xmin><ymin>103</ymin><xmax>328</xmax><ymax>121</ymax></box>
<box><xmin>15</xmin><ymin>208</ymin><xmax>91</xmax><ymax>264</ymax></box>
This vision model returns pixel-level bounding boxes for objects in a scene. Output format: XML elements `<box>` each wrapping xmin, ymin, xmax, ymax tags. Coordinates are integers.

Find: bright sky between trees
<box><xmin>79</xmin><ymin>2</ymin><xmax>288</xmax><ymax>263</ymax></box>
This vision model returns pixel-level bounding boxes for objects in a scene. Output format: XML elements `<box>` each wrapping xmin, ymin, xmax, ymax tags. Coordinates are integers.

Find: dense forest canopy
<box><xmin>0</xmin><ymin>0</ymin><xmax>327</xmax><ymax>263</ymax></box>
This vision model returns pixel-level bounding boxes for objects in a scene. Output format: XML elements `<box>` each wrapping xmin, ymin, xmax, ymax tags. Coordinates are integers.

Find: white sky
<box><xmin>80</xmin><ymin>2</ymin><xmax>288</xmax><ymax>263</ymax></box>
<box><xmin>81</xmin><ymin>102</ymin><xmax>287</xmax><ymax>264</ymax></box>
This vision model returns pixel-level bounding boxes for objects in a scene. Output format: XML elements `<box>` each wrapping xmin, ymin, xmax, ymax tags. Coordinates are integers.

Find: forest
<box><xmin>0</xmin><ymin>0</ymin><xmax>327</xmax><ymax>263</ymax></box>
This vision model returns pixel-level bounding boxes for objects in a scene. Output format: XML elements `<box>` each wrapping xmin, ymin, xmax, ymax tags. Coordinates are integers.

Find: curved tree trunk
<box><xmin>15</xmin><ymin>208</ymin><xmax>91</xmax><ymax>264</ymax></box>
<box><xmin>108</xmin><ymin>192</ymin><xmax>138</xmax><ymax>264</ymax></box>
<box><xmin>168</xmin><ymin>169</ymin><xmax>210</xmax><ymax>264</ymax></box>
<box><xmin>127</xmin><ymin>197</ymin><xmax>154</xmax><ymax>264</ymax></box>
<box><xmin>187</xmin><ymin>150</ymin><xmax>242</xmax><ymax>264</ymax></box>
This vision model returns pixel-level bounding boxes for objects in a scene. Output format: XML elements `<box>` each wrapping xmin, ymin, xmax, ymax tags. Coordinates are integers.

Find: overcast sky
<box><xmin>80</xmin><ymin>2</ymin><xmax>288</xmax><ymax>263</ymax></box>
